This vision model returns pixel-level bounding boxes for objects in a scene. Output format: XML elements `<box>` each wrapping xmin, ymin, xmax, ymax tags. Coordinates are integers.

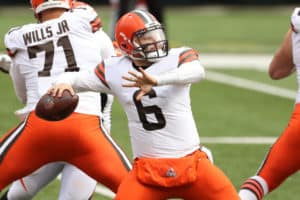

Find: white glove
<box><xmin>0</xmin><ymin>54</ymin><xmax>12</xmax><ymax>74</ymax></box>
<box><xmin>201</xmin><ymin>146</ymin><xmax>214</xmax><ymax>163</ymax></box>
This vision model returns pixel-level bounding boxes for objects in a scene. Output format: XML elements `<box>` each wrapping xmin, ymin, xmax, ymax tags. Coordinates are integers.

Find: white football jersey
<box><xmin>291</xmin><ymin>8</ymin><xmax>300</xmax><ymax>103</ymax></box>
<box><xmin>60</xmin><ymin>47</ymin><xmax>202</xmax><ymax>158</ymax></box>
<box><xmin>5</xmin><ymin>9</ymin><xmax>115</xmax><ymax>116</ymax></box>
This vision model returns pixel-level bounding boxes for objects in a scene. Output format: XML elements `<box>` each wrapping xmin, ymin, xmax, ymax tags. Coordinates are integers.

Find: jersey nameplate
<box><xmin>23</xmin><ymin>20</ymin><xmax>70</xmax><ymax>46</ymax></box>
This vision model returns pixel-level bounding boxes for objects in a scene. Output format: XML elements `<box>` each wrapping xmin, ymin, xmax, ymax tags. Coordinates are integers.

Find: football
<box><xmin>35</xmin><ymin>90</ymin><xmax>79</xmax><ymax>121</ymax></box>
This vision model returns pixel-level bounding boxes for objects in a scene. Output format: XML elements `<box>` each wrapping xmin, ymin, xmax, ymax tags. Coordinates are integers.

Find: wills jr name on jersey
<box><xmin>23</xmin><ymin>20</ymin><xmax>70</xmax><ymax>45</ymax></box>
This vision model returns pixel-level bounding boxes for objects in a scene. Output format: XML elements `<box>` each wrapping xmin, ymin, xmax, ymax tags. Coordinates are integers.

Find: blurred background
<box><xmin>1</xmin><ymin>1</ymin><xmax>300</xmax><ymax>199</ymax></box>
<box><xmin>0</xmin><ymin>0</ymin><xmax>299</xmax><ymax>5</ymax></box>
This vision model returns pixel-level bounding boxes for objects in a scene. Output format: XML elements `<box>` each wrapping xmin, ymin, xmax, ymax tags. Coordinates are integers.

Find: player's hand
<box><xmin>0</xmin><ymin>54</ymin><xmax>12</xmax><ymax>74</ymax></box>
<box><xmin>48</xmin><ymin>83</ymin><xmax>75</xmax><ymax>97</ymax></box>
<box><xmin>122</xmin><ymin>67</ymin><xmax>157</xmax><ymax>100</ymax></box>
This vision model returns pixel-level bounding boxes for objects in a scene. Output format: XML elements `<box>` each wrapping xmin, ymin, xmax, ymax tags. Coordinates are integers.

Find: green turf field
<box><xmin>0</xmin><ymin>5</ymin><xmax>299</xmax><ymax>200</ymax></box>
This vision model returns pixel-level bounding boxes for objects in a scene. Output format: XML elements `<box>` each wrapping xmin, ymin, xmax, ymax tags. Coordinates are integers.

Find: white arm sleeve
<box><xmin>154</xmin><ymin>60</ymin><xmax>205</xmax><ymax>86</ymax></box>
<box><xmin>10</xmin><ymin>64</ymin><xmax>27</xmax><ymax>104</ymax></box>
<box><xmin>10</xmin><ymin>63</ymin><xmax>35</xmax><ymax>120</ymax></box>
<box><xmin>55</xmin><ymin>70</ymin><xmax>112</xmax><ymax>95</ymax></box>
<box><xmin>101</xmin><ymin>94</ymin><xmax>114</xmax><ymax>132</ymax></box>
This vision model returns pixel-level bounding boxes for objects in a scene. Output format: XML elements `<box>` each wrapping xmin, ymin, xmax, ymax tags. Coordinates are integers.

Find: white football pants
<box><xmin>7</xmin><ymin>162</ymin><xmax>97</xmax><ymax>200</ymax></box>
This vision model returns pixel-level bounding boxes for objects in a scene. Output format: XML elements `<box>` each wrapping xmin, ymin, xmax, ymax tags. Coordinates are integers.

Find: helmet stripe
<box><xmin>132</xmin><ymin>10</ymin><xmax>155</xmax><ymax>24</ymax></box>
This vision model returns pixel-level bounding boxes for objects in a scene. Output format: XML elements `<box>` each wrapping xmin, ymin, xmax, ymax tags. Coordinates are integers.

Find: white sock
<box><xmin>239</xmin><ymin>176</ymin><xmax>269</xmax><ymax>200</ymax></box>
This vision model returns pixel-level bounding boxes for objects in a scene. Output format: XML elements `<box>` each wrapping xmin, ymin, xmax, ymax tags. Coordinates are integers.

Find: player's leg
<box><xmin>116</xmin><ymin>150</ymin><xmax>233</xmax><ymax>200</ymax></box>
<box><xmin>114</xmin><ymin>168</ymin><xmax>167</xmax><ymax>200</ymax></box>
<box><xmin>239</xmin><ymin>104</ymin><xmax>300</xmax><ymax>200</ymax></box>
<box><xmin>0</xmin><ymin>112</ymin><xmax>80</xmax><ymax>191</ymax></box>
<box><xmin>181</xmin><ymin>151</ymin><xmax>239</xmax><ymax>200</ymax></box>
<box><xmin>0</xmin><ymin>116</ymin><xmax>48</xmax><ymax>190</ymax></box>
<box><xmin>66</xmin><ymin>114</ymin><xmax>131</xmax><ymax>193</ymax></box>
<box><xmin>239</xmin><ymin>176</ymin><xmax>268</xmax><ymax>200</ymax></box>
<box><xmin>58</xmin><ymin>164</ymin><xmax>97</xmax><ymax>200</ymax></box>
<box><xmin>3</xmin><ymin>163</ymin><xmax>64</xmax><ymax>200</ymax></box>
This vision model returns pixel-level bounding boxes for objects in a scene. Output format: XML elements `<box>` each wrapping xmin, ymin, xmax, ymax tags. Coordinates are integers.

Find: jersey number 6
<box><xmin>133</xmin><ymin>89</ymin><xmax>166</xmax><ymax>131</ymax></box>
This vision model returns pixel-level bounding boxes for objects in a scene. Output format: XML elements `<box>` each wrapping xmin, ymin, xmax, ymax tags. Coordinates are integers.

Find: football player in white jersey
<box><xmin>0</xmin><ymin>0</ymin><xmax>132</xmax><ymax>197</ymax></box>
<box><xmin>239</xmin><ymin>8</ymin><xmax>300</xmax><ymax>200</ymax></box>
<box><xmin>0</xmin><ymin>55</ymin><xmax>114</xmax><ymax>199</ymax></box>
<box><xmin>49</xmin><ymin>9</ymin><xmax>239</xmax><ymax>200</ymax></box>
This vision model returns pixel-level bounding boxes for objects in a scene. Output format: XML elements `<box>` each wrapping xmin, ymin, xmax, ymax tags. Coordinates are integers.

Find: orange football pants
<box><xmin>0</xmin><ymin>112</ymin><xmax>131</xmax><ymax>192</ymax></box>
<box><xmin>257</xmin><ymin>103</ymin><xmax>300</xmax><ymax>192</ymax></box>
<box><xmin>115</xmin><ymin>150</ymin><xmax>240</xmax><ymax>200</ymax></box>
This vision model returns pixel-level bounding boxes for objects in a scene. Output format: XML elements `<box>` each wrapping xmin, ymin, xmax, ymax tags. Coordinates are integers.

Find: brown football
<box><xmin>35</xmin><ymin>90</ymin><xmax>79</xmax><ymax>121</ymax></box>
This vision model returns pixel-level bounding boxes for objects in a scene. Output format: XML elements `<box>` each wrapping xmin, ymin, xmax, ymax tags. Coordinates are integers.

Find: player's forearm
<box><xmin>10</xmin><ymin>65</ymin><xmax>27</xmax><ymax>104</ymax></box>
<box><xmin>55</xmin><ymin>70</ymin><xmax>111</xmax><ymax>94</ymax></box>
<box><xmin>155</xmin><ymin>60</ymin><xmax>205</xmax><ymax>86</ymax></box>
<box><xmin>269</xmin><ymin>29</ymin><xmax>294</xmax><ymax>80</ymax></box>
<box><xmin>13</xmin><ymin>83</ymin><xmax>27</xmax><ymax>104</ymax></box>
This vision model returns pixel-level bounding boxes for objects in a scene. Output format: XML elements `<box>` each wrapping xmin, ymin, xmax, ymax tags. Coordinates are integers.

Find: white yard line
<box><xmin>206</xmin><ymin>70</ymin><xmax>297</xmax><ymax>99</ymax></box>
<box><xmin>200</xmin><ymin>53</ymin><xmax>272</xmax><ymax>71</ymax></box>
<box><xmin>201</xmin><ymin>136</ymin><xmax>277</xmax><ymax>144</ymax></box>
<box><xmin>198</xmin><ymin>54</ymin><xmax>297</xmax><ymax>100</ymax></box>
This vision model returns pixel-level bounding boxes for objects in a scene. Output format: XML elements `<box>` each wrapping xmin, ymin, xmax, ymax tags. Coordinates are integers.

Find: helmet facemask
<box><xmin>131</xmin><ymin>25</ymin><xmax>168</xmax><ymax>63</ymax></box>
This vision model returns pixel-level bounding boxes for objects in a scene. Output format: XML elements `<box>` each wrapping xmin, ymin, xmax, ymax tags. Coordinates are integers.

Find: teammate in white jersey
<box><xmin>1</xmin><ymin>1</ymin><xmax>119</xmax><ymax>199</ymax></box>
<box><xmin>0</xmin><ymin>50</ymin><xmax>114</xmax><ymax>200</ymax></box>
<box><xmin>0</xmin><ymin>58</ymin><xmax>114</xmax><ymax>200</ymax></box>
<box><xmin>0</xmin><ymin>0</ymin><xmax>131</xmax><ymax>196</ymax></box>
<box><xmin>239</xmin><ymin>8</ymin><xmax>300</xmax><ymax>200</ymax></box>
<box><xmin>49</xmin><ymin>9</ymin><xmax>239</xmax><ymax>200</ymax></box>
